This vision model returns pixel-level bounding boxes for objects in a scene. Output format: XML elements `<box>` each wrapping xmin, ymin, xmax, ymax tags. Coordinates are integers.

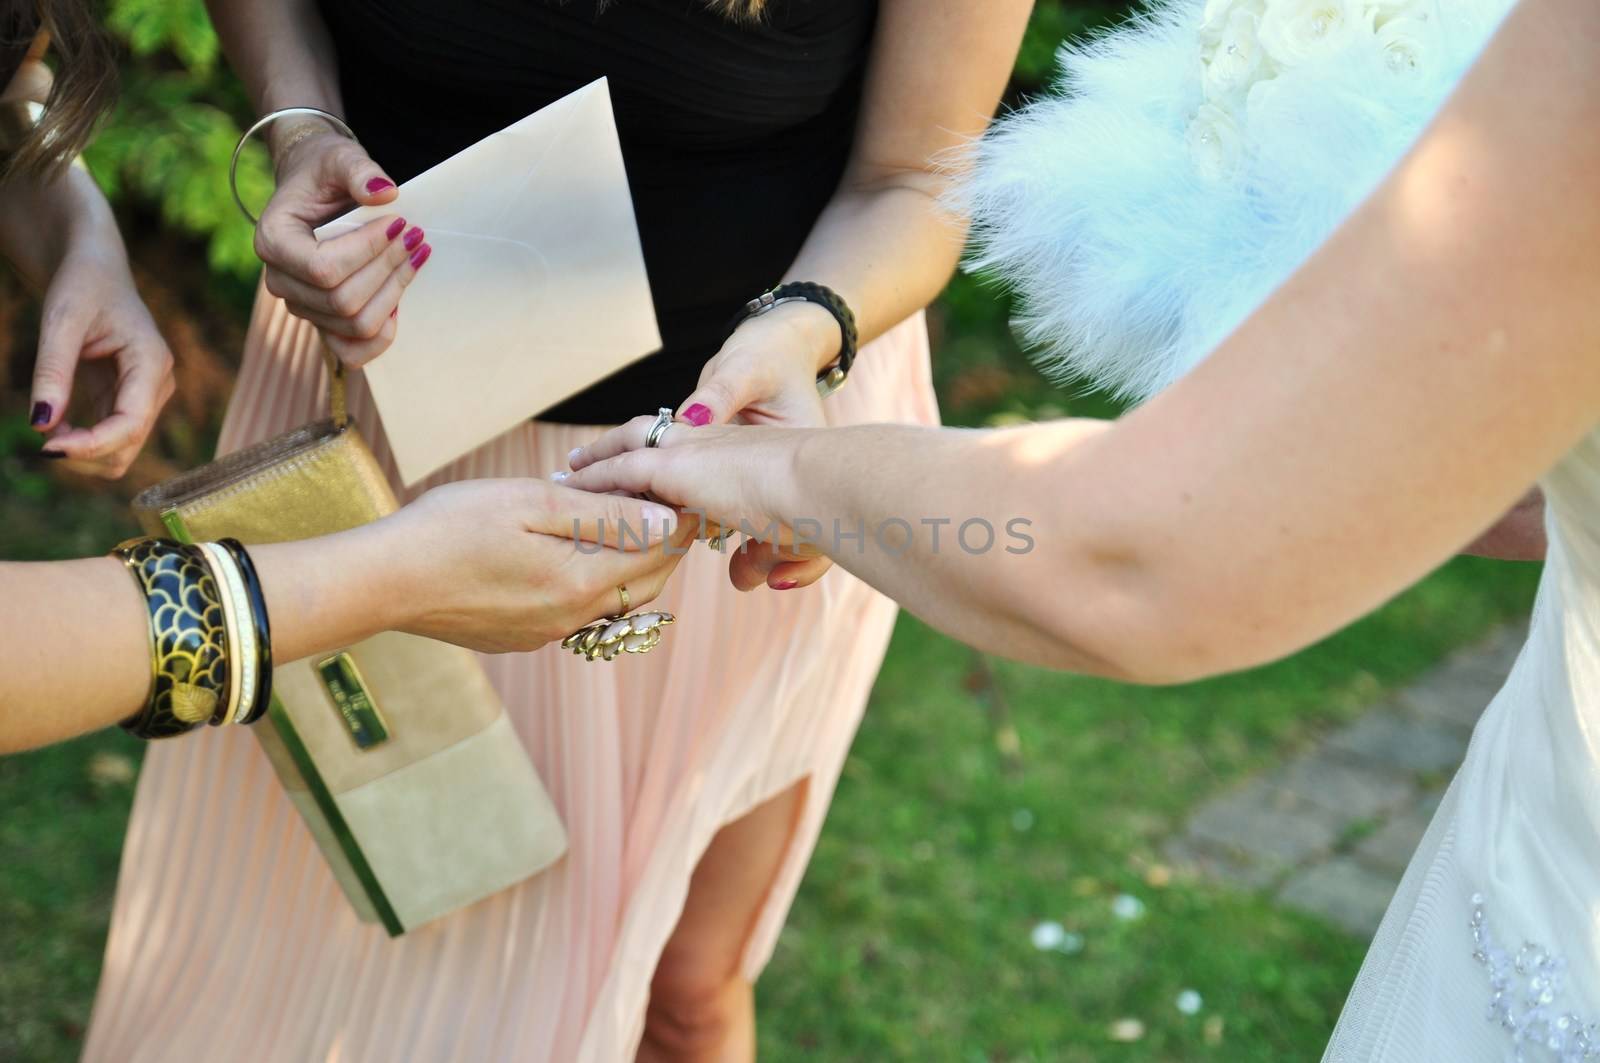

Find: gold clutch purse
<box><xmin>132</xmin><ymin>356</ymin><xmax>567</xmax><ymax>935</ymax></box>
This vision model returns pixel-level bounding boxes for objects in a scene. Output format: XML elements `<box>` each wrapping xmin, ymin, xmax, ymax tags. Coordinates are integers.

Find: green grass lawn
<box><xmin>756</xmin><ymin>556</ymin><xmax>1536</xmax><ymax>1061</ymax></box>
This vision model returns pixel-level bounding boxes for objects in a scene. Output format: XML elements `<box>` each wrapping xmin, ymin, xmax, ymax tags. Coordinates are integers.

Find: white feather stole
<box><xmin>964</xmin><ymin>0</ymin><xmax>1517</xmax><ymax>401</ymax></box>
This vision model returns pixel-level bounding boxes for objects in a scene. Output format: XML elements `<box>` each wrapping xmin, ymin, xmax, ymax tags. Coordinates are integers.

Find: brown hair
<box><xmin>3</xmin><ymin>0</ymin><xmax>118</xmax><ymax>180</ymax></box>
<box><xmin>704</xmin><ymin>0</ymin><xmax>768</xmax><ymax>20</ymax></box>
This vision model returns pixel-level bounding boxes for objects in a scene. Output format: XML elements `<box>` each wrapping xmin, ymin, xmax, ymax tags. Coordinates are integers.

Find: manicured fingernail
<box><xmin>568</xmin><ymin>447</ymin><xmax>583</xmax><ymax>465</ymax></box>
<box><xmin>681</xmin><ymin>403</ymin><xmax>712</xmax><ymax>427</ymax></box>
<box><xmin>366</xmin><ymin>177</ymin><xmax>395</xmax><ymax>194</ymax></box>
<box><xmin>550</xmin><ymin>470</ymin><xmax>570</xmax><ymax>482</ymax></box>
<box><xmin>409</xmin><ymin>243</ymin><xmax>431</xmax><ymax>269</ymax></box>
<box><xmin>402</xmin><ymin>226</ymin><xmax>425</xmax><ymax>251</ymax></box>
<box><xmin>773</xmin><ymin>579</ymin><xmax>799</xmax><ymax>591</ymax></box>
<box><xmin>385</xmin><ymin>217</ymin><xmax>406</xmax><ymax>240</ymax></box>
<box><xmin>29</xmin><ymin>401</ymin><xmax>51</xmax><ymax>427</ymax></box>
<box><xmin>643</xmin><ymin>503</ymin><xmax>678</xmax><ymax>534</ymax></box>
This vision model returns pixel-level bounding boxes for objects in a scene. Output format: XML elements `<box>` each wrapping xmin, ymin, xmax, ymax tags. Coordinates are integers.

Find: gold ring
<box><xmin>617</xmin><ymin>584</ymin><xmax>630</xmax><ymax>615</ymax></box>
<box><xmin>561</xmin><ymin>611</ymin><xmax>676</xmax><ymax>662</ymax></box>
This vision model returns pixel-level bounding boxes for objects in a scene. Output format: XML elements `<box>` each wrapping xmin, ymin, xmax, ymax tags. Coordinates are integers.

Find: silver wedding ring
<box><xmin>645</xmin><ymin>407</ymin><xmax>674</xmax><ymax>448</ymax></box>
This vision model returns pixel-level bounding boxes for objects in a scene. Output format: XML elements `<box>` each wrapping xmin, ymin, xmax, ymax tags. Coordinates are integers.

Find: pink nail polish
<box><xmin>682</xmin><ymin>403</ymin><xmax>712</xmax><ymax>427</ymax></box>
<box><xmin>773</xmin><ymin>579</ymin><xmax>799</xmax><ymax>591</ymax></box>
<box><xmin>402</xmin><ymin>226</ymin><xmax>425</xmax><ymax>251</ymax></box>
<box><xmin>390</xmin><ymin>307</ymin><xmax>398</xmax><ymax>319</ymax></box>
<box><xmin>410</xmin><ymin>243</ymin><xmax>432</xmax><ymax>270</ymax></box>
<box><xmin>385</xmin><ymin>217</ymin><xmax>406</xmax><ymax>240</ymax></box>
<box><xmin>366</xmin><ymin>177</ymin><xmax>395</xmax><ymax>194</ymax></box>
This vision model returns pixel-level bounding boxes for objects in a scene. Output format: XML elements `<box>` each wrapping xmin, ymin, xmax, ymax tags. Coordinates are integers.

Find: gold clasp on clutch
<box><xmin>317</xmin><ymin>652</ymin><xmax>390</xmax><ymax>750</ymax></box>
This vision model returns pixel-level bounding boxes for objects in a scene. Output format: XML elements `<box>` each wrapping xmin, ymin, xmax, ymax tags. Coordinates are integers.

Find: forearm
<box><xmin>0</xmin><ymin>163</ymin><xmax>121</xmax><ymax>292</ymax></box>
<box><xmin>0</xmin><ymin>56</ymin><xmax>121</xmax><ymax>292</ymax></box>
<box><xmin>770</xmin><ymin>419</ymin><xmax>1146</xmax><ymax>676</ymax></box>
<box><xmin>205</xmin><ymin>0</ymin><xmax>343</xmax><ymax>156</ymax></box>
<box><xmin>772</xmin><ymin>0</ymin><xmax>1027</xmax><ymax>365</ymax></box>
<box><xmin>0</xmin><ymin>525</ymin><xmax>408</xmax><ymax>754</ymax></box>
<box><xmin>779</xmin><ymin>173</ymin><xmax>967</xmax><ymax>363</ymax></box>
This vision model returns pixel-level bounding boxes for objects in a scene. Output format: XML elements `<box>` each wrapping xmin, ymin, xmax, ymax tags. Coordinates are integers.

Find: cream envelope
<box><xmin>317</xmin><ymin>78</ymin><xmax>661</xmax><ymax>485</ymax></box>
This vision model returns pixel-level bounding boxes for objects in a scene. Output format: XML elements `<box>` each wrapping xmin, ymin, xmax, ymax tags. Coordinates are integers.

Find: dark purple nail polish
<box><xmin>366</xmin><ymin>177</ymin><xmax>395</xmax><ymax>194</ymax></box>
<box><xmin>410</xmin><ymin>243</ymin><xmax>431</xmax><ymax>270</ymax></box>
<box><xmin>385</xmin><ymin>217</ymin><xmax>406</xmax><ymax>240</ymax></box>
<box><xmin>29</xmin><ymin>401</ymin><xmax>51</xmax><ymax>428</ymax></box>
<box><xmin>773</xmin><ymin>579</ymin><xmax>799</xmax><ymax>591</ymax></box>
<box><xmin>682</xmin><ymin>403</ymin><xmax>712</xmax><ymax>427</ymax></box>
<box><xmin>402</xmin><ymin>226</ymin><xmax>425</xmax><ymax>251</ymax></box>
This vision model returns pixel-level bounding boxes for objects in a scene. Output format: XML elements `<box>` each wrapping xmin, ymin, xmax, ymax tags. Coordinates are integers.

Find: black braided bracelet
<box><xmin>725</xmin><ymin>282</ymin><xmax>859</xmax><ymax>398</ymax></box>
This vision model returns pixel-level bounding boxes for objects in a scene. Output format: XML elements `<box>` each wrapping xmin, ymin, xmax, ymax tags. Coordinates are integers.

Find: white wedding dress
<box><xmin>964</xmin><ymin>0</ymin><xmax>1600</xmax><ymax>1058</ymax></box>
<box><xmin>1323</xmin><ymin>431</ymin><xmax>1600</xmax><ymax>1061</ymax></box>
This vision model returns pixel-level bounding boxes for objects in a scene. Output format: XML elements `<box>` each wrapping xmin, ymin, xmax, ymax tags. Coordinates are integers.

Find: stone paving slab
<box><xmin>1353</xmin><ymin>801</ymin><xmax>1437</xmax><ymax>874</ymax></box>
<box><xmin>1269</xmin><ymin>751</ymin><xmax>1416</xmax><ymax>822</ymax></box>
<box><xmin>1185</xmin><ymin>780</ymin><xmax>1344</xmax><ymax>868</ymax></box>
<box><xmin>1170</xmin><ymin>623</ymin><xmax>1523</xmax><ymax>937</ymax></box>
<box><xmin>1325</xmin><ymin>712</ymin><xmax>1469</xmax><ymax>775</ymax></box>
<box><xmin>1401</xmin><ymin>623</ymin><xmax>1527</xmax><ymax>731</ymax></box>
<box><xmin>1278</xmin><ymin>858</ymin><xmax>1399</xmax><ymax>937</ymax></box>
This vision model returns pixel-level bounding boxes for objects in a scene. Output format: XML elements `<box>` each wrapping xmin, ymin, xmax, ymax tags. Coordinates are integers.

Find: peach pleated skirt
<box><xmin>81</xmin><ymin>289</ymin><xmax>937</xmax><ymax>1063</ymax></box>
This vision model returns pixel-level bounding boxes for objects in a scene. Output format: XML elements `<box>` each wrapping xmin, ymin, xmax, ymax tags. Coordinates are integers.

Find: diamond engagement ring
<box><xmin>645</xmin><ymin>407</ymin><xmax>674</xmax><ymax>448</ymax></box>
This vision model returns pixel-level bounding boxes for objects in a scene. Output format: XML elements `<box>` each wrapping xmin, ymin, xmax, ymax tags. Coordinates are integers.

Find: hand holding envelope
<box><xmin>316</xmin><ymin>79</ymin><xmax>662</xmax><ymax>486</ymax></box>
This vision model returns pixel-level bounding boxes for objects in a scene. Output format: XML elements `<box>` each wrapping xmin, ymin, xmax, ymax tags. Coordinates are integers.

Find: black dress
<box><xmin>317</xmin><ymin>0</ymin><xmax>879</xmax><ymax>424</ymax></box>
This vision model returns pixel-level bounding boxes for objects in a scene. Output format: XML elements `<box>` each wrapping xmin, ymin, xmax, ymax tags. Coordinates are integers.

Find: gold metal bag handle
<box><xmin>323</xmin><ymin>346</ymin><xmax>349</xmax><ymax>429</ymax></box>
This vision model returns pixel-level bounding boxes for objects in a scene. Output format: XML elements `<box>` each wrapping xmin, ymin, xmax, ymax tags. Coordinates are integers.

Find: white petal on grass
<box><xmin>1031</xmin><ymin>921</ymin><xmax>1066</xmax><ymax>951</ymax></box>
<box><xmin>1177</xmin><ymin>989</ymin><xmax>1204</xmax><ymax>1015</ymax></box>
<box><xmin>1108</xmin><ymin>1018</ymin><xmax>1146</xmax><ymax>1043</ymax></box>
<box><xmin>1112</xmin><ymin>893</ymin><xmax>1146</xmax><ymax>921</ymax></box>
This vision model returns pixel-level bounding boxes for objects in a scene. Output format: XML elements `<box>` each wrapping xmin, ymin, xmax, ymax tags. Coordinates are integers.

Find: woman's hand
<box><xmin>30</xmin><ymin>242</ymin><xmax>175</xmax><ymax>478</ymax></box>
<box><xmin>578</xmin><ymin>301</ymin><xmax>842</xmax><ymax>591</ymax></box>
<box><xmin>674</xmin><ymin>301</ymin><xmax>840</xmax><ymax>430</ymax></box>
<box><xmin>565</xmin><ymin>421</ymin><xmax>815</xmax><ymax>592</ymax></box>
<box><xmin>372</xmin><ymin>478</ymin><xmax>692</xmax><ymax>654</ymax></box>
<box><xmin>256</xmin><ymin>127</ymin><xmax>428</xmax><ymax>369</ymax></box>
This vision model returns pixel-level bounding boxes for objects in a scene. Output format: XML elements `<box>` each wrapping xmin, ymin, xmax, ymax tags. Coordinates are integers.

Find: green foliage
<box><xmin>105</xmin><ymin>0</ymin><xmax>218</xmax><ymax>72</ymax></box>
<box><xmin>1015</xmin><ymin>1</ymin><xmax>1140</xmax><ymax>89</ymax></box>
<box><xmin>88</xmin><ymin>0</ymin><xmax>268</xmax><ymax>285</ymax></box>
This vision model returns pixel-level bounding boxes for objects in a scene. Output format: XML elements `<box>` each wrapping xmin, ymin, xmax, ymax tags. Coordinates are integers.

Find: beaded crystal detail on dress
<box><xmin>1471</xmin><ymin>894</ymin><xmax>1599</xmax><ymax>1061</ymax></box>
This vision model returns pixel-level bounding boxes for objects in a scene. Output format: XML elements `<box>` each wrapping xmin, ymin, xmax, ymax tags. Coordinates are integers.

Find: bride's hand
<box><xmin>660</xmin><ymin>300</ymin><xmax>844</xmax><ymax>589</ymax></box>
<box><xmin>565</xmin><ymin>421</ymin><xmax>819</xmax><ymax>592</ymax></box>
<box><xmin>372</xmin><ymin>479</ymin><xmax>692</xmax><ymax>653</ymax></box>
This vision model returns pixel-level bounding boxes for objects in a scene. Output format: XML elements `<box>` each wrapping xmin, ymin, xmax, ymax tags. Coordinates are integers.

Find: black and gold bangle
<box><xmin>112</xmin><ymin>538</ymin><xmax>231</xmax><ymax>741</ymax></box>
<box><xmin>218</xmin><ymin>539</ymin><xmax>274</xmax><ymax>725</ymax></box>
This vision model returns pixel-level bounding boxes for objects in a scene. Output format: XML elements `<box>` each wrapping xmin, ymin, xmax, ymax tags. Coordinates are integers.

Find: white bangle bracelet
<box><xmin>199</xmin><ymin>541</ymin><xmax>258</xmax><ymax>725</ymax></box>
<box><xmin>229</xmin><ymin>105</ymin><xmax>359</xmax><ymax>226</ymax></box>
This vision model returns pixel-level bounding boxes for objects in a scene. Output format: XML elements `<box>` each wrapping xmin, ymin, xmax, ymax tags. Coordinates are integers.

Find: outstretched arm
<box><xmin>0</xmin><ymin>484</ymin><xmax>687</xmax><ymax>753</ymax></box>
<box><xmin>568</xmin><ymin>0</ymin><xmax>1600</xmax><ymax>681</ymax></box>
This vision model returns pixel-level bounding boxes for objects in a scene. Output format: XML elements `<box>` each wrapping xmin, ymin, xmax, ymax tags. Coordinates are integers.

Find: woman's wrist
<box><xmin>253</xmin><ymin>524</ymin><xmax>404</xmax><ymax>665</ymax></box>
<box><xmin>735</xmin><ymin>299</ymin><xmax>843</xmax><ymax>374</ymax></box>
<box><xmin>0</xmin><ymin>165</ymin><xmax>121</xmax><ymax>291</ymax></box>
<box><xmin>768</xmin><ymin>426</ymin><xmax>828</xmax><ymax>523</ymax></box>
